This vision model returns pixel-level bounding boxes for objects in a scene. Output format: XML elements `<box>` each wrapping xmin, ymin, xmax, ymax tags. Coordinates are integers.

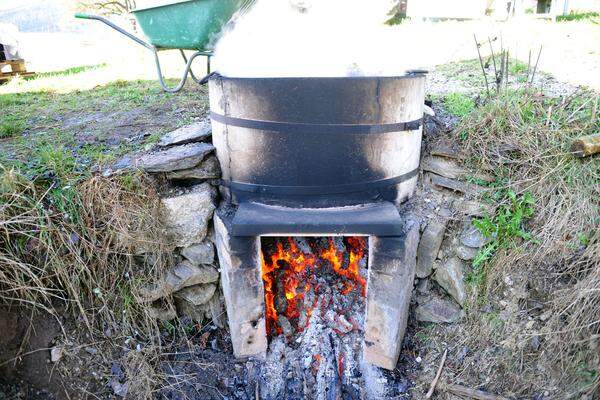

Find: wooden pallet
<box><xmin>0</xmin><ymin>59</ymin><xmax>35</xmax><ymax>82</ymax></box>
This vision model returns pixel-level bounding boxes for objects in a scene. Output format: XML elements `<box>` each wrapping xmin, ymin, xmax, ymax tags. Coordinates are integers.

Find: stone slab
<box><xmin>158</xmin><ymin>120</ymin><xmax>212</xmax><ymax>147</ymax></box>
<box><xmin>363</xmin><ymin>220</ymin><xmax>420</xmax><ymax>370</ymax></box>
<box><xmin>136</xmin><ymin>143</ymin><xmax>214</xmax><ymax>173</ymax></box>
<box><xmin>416</xmin><ymin>219</ymin><xmax>447</xmax><ymax>278</ymax></box>
<box><xmin>214</xmin><ymin>212</ymin><xmax>267</xmax><ymax>359</ymax></box>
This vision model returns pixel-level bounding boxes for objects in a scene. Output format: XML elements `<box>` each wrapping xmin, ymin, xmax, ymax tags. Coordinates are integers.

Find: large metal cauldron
<box><xmin>208</xmin><ymin>73</ymin><xmax>426</xmax><ymax>207</ymax></box>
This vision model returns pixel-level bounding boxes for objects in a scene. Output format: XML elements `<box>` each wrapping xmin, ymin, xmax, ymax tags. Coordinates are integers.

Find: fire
<box><xmin>261</xmin><ymin>237</ymin><xmax>368</xmax><ymax>337</ymax></box>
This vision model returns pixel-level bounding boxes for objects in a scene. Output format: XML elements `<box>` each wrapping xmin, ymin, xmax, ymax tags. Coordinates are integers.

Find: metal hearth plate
<box><xmin>231</xmin><ymin>201</ymin><xmax>403</xmax><ymax>237</ymax></box>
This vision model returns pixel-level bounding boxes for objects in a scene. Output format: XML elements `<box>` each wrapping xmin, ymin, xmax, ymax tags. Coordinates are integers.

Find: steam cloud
<box><xmin>212</xmin><ymin>0</ymin><xmax>459</xmax><ymax>78</ymax></box>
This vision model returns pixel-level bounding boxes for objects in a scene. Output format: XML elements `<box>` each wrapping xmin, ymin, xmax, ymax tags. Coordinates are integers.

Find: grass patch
<box><xmin>0</xmin><ymin>117</ymin><xmax>25</xmax><ymax>139</ymax></box>
<box><xmin>436</xmin><ymin>59</ymin><xmax>485</xmax><ymax>87</ymax></box>
<box><xmin>0</xmin><ymin>69</ymin><xmax>207</xmax><ymax>179</ymax></box>
<box><xmin>436</xmin><ymin>58</ymin><xmax>534</xmax><ymax>90</ymax></box>
<box><xmin>444</xmin><ymin>92</ymin><xmax>475</xmax><ymax>117</ymax></box>
<box><xmin>456</xmin><ymin>88</ymin><xmax>599</xmax><ymax>397</ymax></box>
<box><xmin>33</xmin><ymin>64</ymin><xmax>108</xmax><ymax>79</ymax></box>
<box><xmin>557</xmin><ymin>12</ymin><xmax>600</xmax><ymax>23</ymax></box>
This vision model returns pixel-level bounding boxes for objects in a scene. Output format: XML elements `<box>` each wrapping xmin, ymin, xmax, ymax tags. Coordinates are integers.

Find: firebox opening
<box><xmin>260</xmin><ymin>236</ymin><xmax>369</xmax><ymax>343</ymax></box>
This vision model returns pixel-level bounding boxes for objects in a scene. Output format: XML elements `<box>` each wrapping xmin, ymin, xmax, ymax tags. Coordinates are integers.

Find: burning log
<box><xmin>258</xmin><ymin>236</ymin><xmax>372</xmax><ymax>399</ymax></box>
<box><xmin>260</xmin><ymin>236</ymin><xmax>367</xmax><ymax>340</ymax></box>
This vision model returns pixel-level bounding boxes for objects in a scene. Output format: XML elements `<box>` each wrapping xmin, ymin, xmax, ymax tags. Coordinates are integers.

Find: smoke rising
<box><xmin>213</xmin><ymin>0</ymin><xmax>450</xmax><ymax>78</ymax></box>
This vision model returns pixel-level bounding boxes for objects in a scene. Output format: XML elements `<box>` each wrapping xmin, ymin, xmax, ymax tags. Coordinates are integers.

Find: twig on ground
<box><xmin>425</xmin><ymin>349</ymin><xmax>448</xmax><ymax>398</ymax></box>
<box><xmin>474</xmin><ymin>35</ymin><xmax>490</xmax><ymax>96</ymax></box>
<box><xmin>488</xmin><ymin>37</ymin><xmax>499</xmax><ymax>91</ymax></box>
<box><xmin>504</xmin><ymin>49</ymin><xmax>510</xmax><ymax>90</ymax></box>
<box><xmin>440</xmin><ymin>383</ymin><xmax>511</xmax><ymax>400</ymax></box>
<box><xmin>529</xmin><ymin>45</ymin><xmax>543</xmax><ymax>86</ymax></box>
<box><xmin>526</xmin><ymin>49</ymin><xmax>532</xmax><ymax>85</ymax></box>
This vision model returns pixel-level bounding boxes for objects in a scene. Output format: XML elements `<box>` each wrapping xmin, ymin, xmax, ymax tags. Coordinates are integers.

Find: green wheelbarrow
<box><xmin>75</xmin><ymin>0</ymin><xmax>252</xmax><ymax>92</ymax></box>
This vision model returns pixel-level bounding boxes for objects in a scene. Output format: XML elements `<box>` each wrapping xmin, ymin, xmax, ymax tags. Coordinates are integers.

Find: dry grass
<box><xmin>0</xmin><ymin>167</ymin><xmax>175</xmax><ymax>340</ymax></box>
<box><xmin>454</xmin><ymin>89</ymin><xmax>599</xmax><ymax>397</ymax></box>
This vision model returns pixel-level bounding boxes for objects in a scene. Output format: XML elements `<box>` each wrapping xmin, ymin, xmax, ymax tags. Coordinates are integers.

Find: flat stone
<box><xmin>112</xmin><ymin>155</ymin><xmax>134</xmax><ymax>171</ymax></box>
<box><xmin>415</xmin><ymin>296</ymin><xmax>463</xmax><ymax>323</ymax></box>
<box><xmin>174</xmin><ymin>283</ymin><xmax>217</xmax><ymax>306</ymax></box>
<box><xmin>166</xmin><ymin>155</ymin><xmax>221</xmax><ymax>180</ymax></box>
<box><xmin>416</xmin><ymin>219</ymin><xmax>447</xmax><ymax>278</ymax></box>
<box><xmin>181</xmin><ymin>241</ymin><xmax>215</xmax><ymax>265</ymax></box>
<box><xmin>455</xmin><ymin>245</ymin><xmax>478</xmax><ymax>261</ymax></box>
<box><xmin>429</xmin><ymin>141</ymin><xmax>465</xmax><ymax>160</ymax></box>
<box><xmin>158</xmin><ymin>120</ymin><xmax>212</xmax><ymax>147</ymax></box>
<box><xmin>175</xmin><ymin>297</ymin><xmax>208</xmax><ymax>323</ymax></box>
<box><xmin>427</xmin><ymin>173</ymin><xmax>485</xmax><ymax>195</ymax></box>
<box><xmin>148</xmin><ymin>303</ymin><xmax>177</xmax><ymax>321</ymax></box>
<box><xmin>161</xmin><ymin>183</ymin><xmax>216</xmax><ymax>247</ymax></box>
<box><xmin>460</xmin><ymin>220</ymin><xmax>491</xmax><ymax>248</ymax></box>
<box><xmin>137</xmin><ymin>283</ymin><xmax>165</xmax><ymax>303</ymax></box>
<box><xmin>168</xmin><ymin>262</ymin><xmax>219</xmax><ymax>291</ymax></box>
<box><xmin>434</xmin><ymin>257</ymin><xmax>467</xmax><ymax>306</ymax></box>
<box><xmin>136</xmin><ymin>143</ymin><xmax>215</xmax><ymax>173</ymax></box>
<box><xmin>421</xmin><ymin>156</ymin><xmax>468</xmax><ymax>180</ymax></box>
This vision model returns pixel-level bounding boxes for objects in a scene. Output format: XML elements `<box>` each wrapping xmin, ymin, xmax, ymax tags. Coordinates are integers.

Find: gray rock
<box><xmin>110</xmin><ymin>380</ymin><xmax>129</xmax><ymax>397</ymax></box>
<box><xmin>421</xmin><ymin>156</ymin><xmax>468</xmax><ymax>180</ymax></box>
<box><xmin>158</xmin><ymin>120</ymin><xmax>212</xmax><ymax>147</ymax></box>
<box><xmin>136</xmin><ymin>143</ymin><xmax>215</xmax><ymax>173</ymax></box>
<box><xmin>50</xmin><ymin>345</ymin><xmax>64</xmax><ymax>363</ymax></box>
<box><xmin>416</xmin><ymin>278</ymin><xmax>430</xmax><ymax>294</ymax></box>
<box><xmin>427</xmin><ymin>173</ymin><xmax>485</xmax><ymax>195</ymax></box>
<box><xmin>434</xmin><ymin>257</ymin><xmax>467</xmax><ymax>306</ymax></box>
<box><xmin>455</xmin><ymin>245</ymin><xmax>478</xmax><ymax>261</ymax></box>
<box><xmin>112</xmin><ymin>155</ymin><xmax>134</xmax><ymax>170</ymax></box>
<box><xmin>208</xmin><ymin>291</ymin><xmax>225</xmax><ymax>328</ymax></box>
<box><xmin>429</xmin><ymin>142</ymin><xmax>464</xmax><ymax>160</ymax></box>
<box><xmin>415</xmin><ymin>296</ymin><xmax>462</xmax><ymax>323</ymax></box>
<box><xmin>161</xmin><ymin>183</ymin><xmax>216</xmax><ymax>247</ymax></box>
<box><xmin>168</xmin><ymin>262</ymin><xmax>219</xmax><ymax>291</ymax></box>
<box><xmin>416</xmin><ymin>219</ymin><xmax>447</xmax><ymax>278</ymax></box>
<box><xmin>181</xmin><ymin>241</ymin><xmax>214</xmax><ymax>265</ymax></box>
<box><xmin>147</xmin><ymin>302</ymin><xmax>177</xmax><ymax>321</ymax></box>
<box><xmin>174</xmin><ymin>283</ymin><xmax>217</xmax><ymax>306</ymax></box>
<box><xmin>137</xmin><ymin>283</ymin><xmax>164</xmax><ymax>303</ymax></box>
<box><xmin>460</xmin><ymin>221</ymin><xmax>491</xmax><ymax>248</ymax></box>
<box><xmin>166</xmin><ymin>155</ymin><xmax>221</xmax><ymax>180</ymax></box>
<box><xmin>175</xmin><ymin>297</ymin><xmax>208</xmax><ymax>322</ymax></box>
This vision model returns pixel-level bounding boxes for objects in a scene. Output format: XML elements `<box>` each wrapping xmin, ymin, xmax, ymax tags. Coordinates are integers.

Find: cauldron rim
<box><xmin>209</xmin><ymin>71</ymin><xmax>428</xmax><ymax>81</ymax></box>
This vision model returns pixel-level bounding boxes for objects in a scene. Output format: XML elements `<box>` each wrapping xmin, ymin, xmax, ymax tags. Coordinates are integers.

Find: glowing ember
<box><xmin>260</xmin><ymin>237</ymin><xmax>368</xmax><ymax>338</ymax></box>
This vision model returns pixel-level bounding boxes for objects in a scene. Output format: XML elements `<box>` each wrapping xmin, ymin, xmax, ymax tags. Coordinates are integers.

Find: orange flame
<box><xmin>261</xmin><ymin>237</ymin><xmax>368</xmax><ymax>337</ymax></box>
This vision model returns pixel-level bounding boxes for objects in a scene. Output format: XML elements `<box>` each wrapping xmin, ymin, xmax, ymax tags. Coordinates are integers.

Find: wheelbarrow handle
<box><xmin>74</xmin><ymin>13</ymin><xmax>153</xmax><ymax>50</ymax></box>
<box><xmin>74</xmin><ymin>13</ymin><xmax>94</xmax><ymax>19</ymax></box>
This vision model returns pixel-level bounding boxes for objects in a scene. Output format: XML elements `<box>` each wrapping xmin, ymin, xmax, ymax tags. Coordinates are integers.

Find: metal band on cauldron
<box><xmin>210</xmin><ymin>112</ymin><xmax>422</xmax><ymax>134</ymax></box>
<box><xmin>219</xmin><ymin>168</ymin><xmax>419</xmax><ymax>196</ymax></box>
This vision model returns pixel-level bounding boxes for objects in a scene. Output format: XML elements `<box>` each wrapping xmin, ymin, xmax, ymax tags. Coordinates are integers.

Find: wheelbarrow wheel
<box><xmin>153</xmin><ymin>49</ymin><xmax>206</xmax><ymax>93</ymax></box>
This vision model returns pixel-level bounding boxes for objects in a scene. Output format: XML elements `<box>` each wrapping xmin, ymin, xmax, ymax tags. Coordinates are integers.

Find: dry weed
<box><xmin>456</xmin><ymin>89</ymin><xmax>599</xmax><ymax>397</ymax></box>
<box><xmin>0</xmin><ymin>168</ymin><xmax>175</xmax><ymax>340</ymax></box>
